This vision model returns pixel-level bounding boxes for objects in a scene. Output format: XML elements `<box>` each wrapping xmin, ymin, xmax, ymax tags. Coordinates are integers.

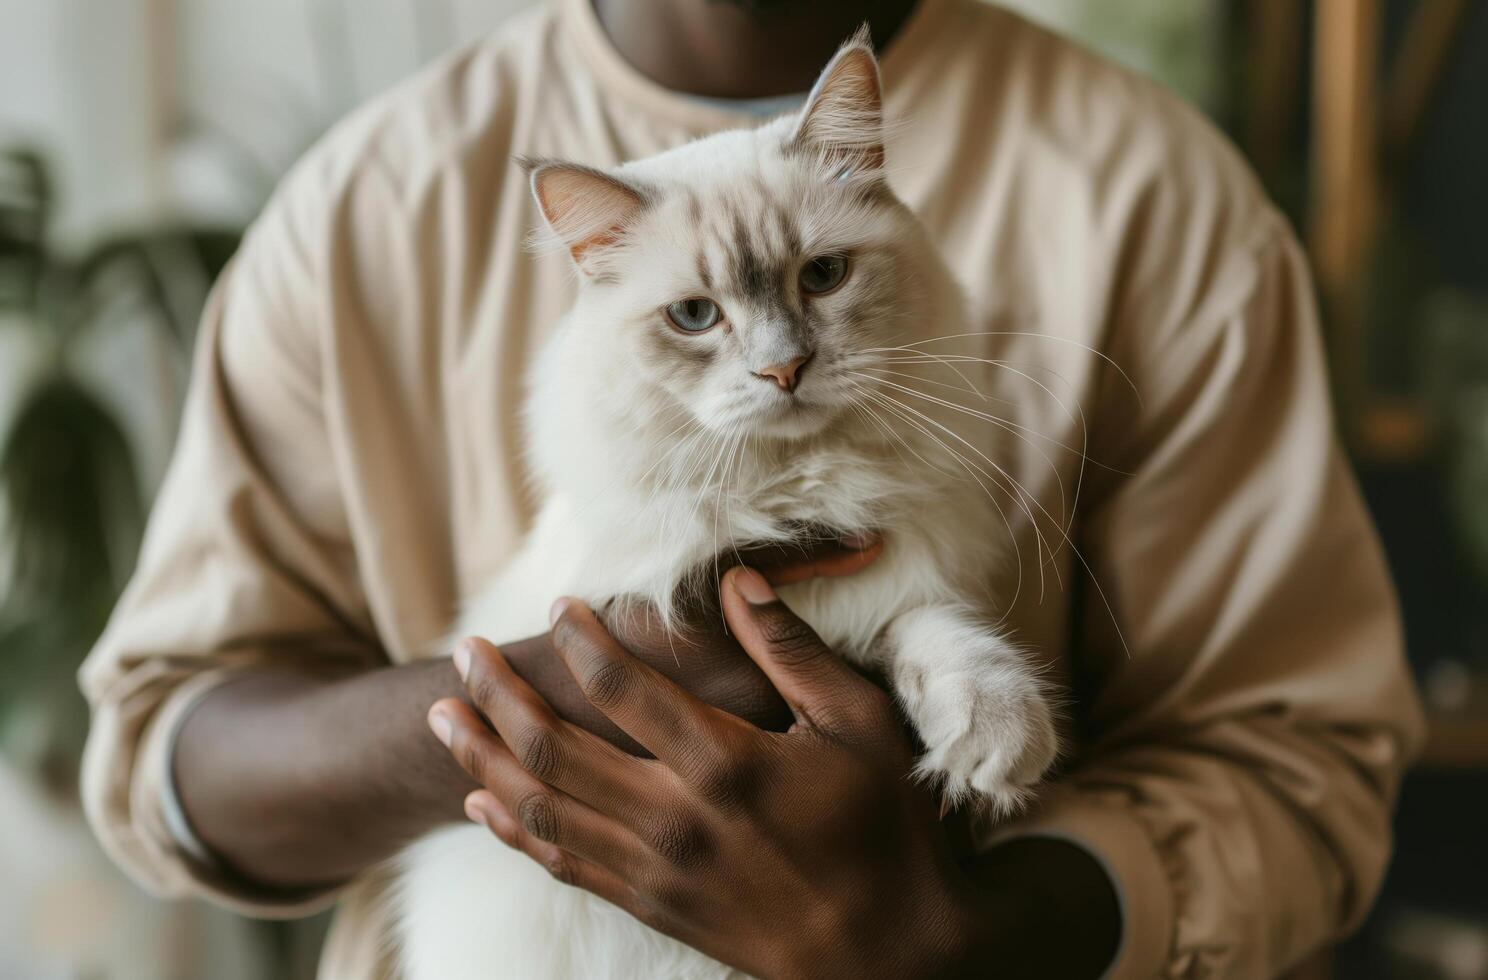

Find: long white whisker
<box><xmin>711</xmin><ymin>427</ymin><xmax>746</xmax><ymax>602</ymax></box>
<box><xmin>658</xmin><ymin>422</ymin><xmax>719</xmax><ymax>544</ymax></box>
<box><xmin>857</xmin><ymin>345</ymin><xmax>990</xmax><ymax>402</ymax></box>
<box><xmin>850</xmin><ymin>371</ymin><xmax>1071</xmax><ymax>534</ymax></box>
<box><xmin>862</xmin><ymin>330</ymin><xmax>1142</xmax><ymax>406</ymax></box>
<box><xmin>856</xmin><ymin>364</ymin><xmax>1009</xmax><ymax>408</ymax></box>
<box><xmin>872</xmin><ymin>386</ymin><xmax>1129</xmax><ymax>657</ymax></box>
<box><xmin>856</xmin><ymin>386</ymin><xmax>1029</xmax><ymax>618</ymax></box>
<box><xmin>868</xmin><ymin>354</ymin><xmax>1128</xmax><ymax>479</ymax></box>
<box><xmin>855</xmin><ymin>365</ymin><xmax>1110</xmax><ymax>469</ymax></box>
<box><xmin>686</xmin><ymin>422</ymin><xmax>734</xmax><ymax>550</ymax></box>
<box><xmin>845</xmin><ymin>381</ymin><xmax>958</xmax><ymax>480</ymax></box>
<box><xmin>870</xmin><ymin>386</ymin><xmax>1061</xmax><ymax>590</ymax></box>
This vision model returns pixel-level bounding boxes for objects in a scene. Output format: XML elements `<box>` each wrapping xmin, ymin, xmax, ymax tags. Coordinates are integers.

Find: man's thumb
<box><xmin>721</xmin><ymin>566</ymin><xmax>885</xmax><ymax>734</ymax></box>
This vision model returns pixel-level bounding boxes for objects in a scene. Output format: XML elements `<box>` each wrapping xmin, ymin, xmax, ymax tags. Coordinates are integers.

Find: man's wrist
<box><xmin>952</xmin><ymin>836</ymin><xmax>1123</xmax><ymax>979</ymax></box>
<box><xmin>170</xmin><ymin>658</ymin><xmax>481</xmax><ymax>892</ymax></box>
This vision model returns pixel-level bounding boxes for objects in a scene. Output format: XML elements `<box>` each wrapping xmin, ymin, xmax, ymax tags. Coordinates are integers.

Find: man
<box><xmin>80</xmin><ymin>0</ymin><xmax>1425</xmax><ymax>976</ymax></box>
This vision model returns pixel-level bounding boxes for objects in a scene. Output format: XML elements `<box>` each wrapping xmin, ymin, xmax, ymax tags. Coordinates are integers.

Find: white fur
<box><xmin>394</xmin><ymin>40</ymin><xmax>1058</xmax><ymax>979</ymax></box>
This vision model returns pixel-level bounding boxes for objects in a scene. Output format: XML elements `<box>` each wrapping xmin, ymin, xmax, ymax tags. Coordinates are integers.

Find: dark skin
<box><xmin>179</xmin><ymin>554</ymin><xmax>1119</xmax><ymax>977</ymax></box>
<box><xmin>434</xmin><ymin>570</ymin><xmax>1120</xmax><ymax>978</ymax></box>
<box><xmin>593</xmin><ymin>0</ymin><xmax>922</xmax><ymax>98</ymax></box>
<box><xmin>173</xmin><ymin>537</ymin><xmax>877</xmax><ymax>890</ymax></box>
<box><xmin>175</xmin><ymin>0</ymin><xmax>1122</xmax><ymax>972</ymax></box>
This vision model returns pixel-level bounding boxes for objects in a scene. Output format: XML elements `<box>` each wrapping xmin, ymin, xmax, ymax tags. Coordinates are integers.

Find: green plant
<box><xmin>0</xmin><ymin>147</ymin><xmax>239</xmax><ymax>795</ymax></box>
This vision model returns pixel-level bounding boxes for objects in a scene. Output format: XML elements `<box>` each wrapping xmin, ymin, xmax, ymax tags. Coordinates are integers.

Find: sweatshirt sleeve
<box><xmin>983</xmin><ymin>217</ymin><xmax>1426</xmax><ymax>978</ymax></box>
<box><xmin>77</xmin><ymin>163</ymin><xmax>381</xmax><ymax>918</ymax></box>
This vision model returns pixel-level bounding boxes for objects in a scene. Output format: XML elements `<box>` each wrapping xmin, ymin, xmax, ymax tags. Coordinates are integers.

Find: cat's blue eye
<box><xmin>800</xmin><ymin>255</ymin><xmax>849</xmax><ymax>294</ymax></box>
<box><xmin>666</xmin><ymin>297</ymin><xmax>721</xmax><ymax>333</ymax></box>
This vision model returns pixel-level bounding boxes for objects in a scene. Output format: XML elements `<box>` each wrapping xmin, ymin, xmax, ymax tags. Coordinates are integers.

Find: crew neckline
<box><xmin>559</xmin><ymin>0</ymin><xmax>947</xmax><ymax>132</ymax></box>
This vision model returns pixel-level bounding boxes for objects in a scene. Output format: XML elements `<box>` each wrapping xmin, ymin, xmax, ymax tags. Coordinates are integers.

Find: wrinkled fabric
<box><xmin>79</xmin><ymin>0</ymin><xmax>1424</xmax><ymax>976</ymax></box>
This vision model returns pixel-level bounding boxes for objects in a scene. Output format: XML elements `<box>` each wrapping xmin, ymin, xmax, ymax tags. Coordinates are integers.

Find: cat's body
<box><xmin>395</xmin><ymin>36</ymin><xmax>1057</xmax><ymax>979</ymax></box>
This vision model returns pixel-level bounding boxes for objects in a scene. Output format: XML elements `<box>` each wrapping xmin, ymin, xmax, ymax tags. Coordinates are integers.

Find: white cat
<box><xmin>395</xmin><ymin>34</ymin><xmax>1058</xmax><ymax>980</ymax></box>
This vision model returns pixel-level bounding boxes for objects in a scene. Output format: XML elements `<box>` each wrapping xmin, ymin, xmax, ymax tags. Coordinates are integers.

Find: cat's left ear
<box><xmin>522</xmin><ymin>158</ymin><xmax>647</xmax><ymax>272</ymax></box>
<box><xmin>790</xmin><ymin>25</ymin><xmax>885</xmax><ymax>182</ymax></box>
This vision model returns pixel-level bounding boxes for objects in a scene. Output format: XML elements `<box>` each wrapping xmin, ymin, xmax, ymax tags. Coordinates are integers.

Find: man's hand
<box><xmin>434</xmin><ymin>566</ymin><xmax>1123</xmax><ymax>978</ymax></box>
<box><xmin>170</xmin><ymin>533</ymin><xmax>880</xmax><ymax>893</ymax></box>
<box><xmin>496</xmin><ymin>532</ymin><xmax>884</xmax><ymax>754</ymax></box>
<box><xmin>434</xmin><ymin>568</ymin><xmax>988</xmax><ymax>978</ymax></box>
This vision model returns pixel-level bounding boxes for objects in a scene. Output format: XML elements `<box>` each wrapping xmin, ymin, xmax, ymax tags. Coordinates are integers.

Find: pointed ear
<box><xmin>522</xmin><ymin>157</ymin><xmax>647</xmax><ymax>270</ymax></box>
<box><xmin>790</xmin><ymin>26</ymin><xmax>884</xmax><ymax>179</ymax></box>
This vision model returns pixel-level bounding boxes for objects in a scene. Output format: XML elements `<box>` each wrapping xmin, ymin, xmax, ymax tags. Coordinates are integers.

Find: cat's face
<box><xmin>530</xmin><ymin>35</ymin><xmax>937</xmax><ymax>441</ymax></box>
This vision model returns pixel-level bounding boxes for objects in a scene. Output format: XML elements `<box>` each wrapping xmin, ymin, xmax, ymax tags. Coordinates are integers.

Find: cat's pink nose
<box><xmin>754</xmin><ymin>352</ymin><xmax>813</xmax><ymax>393</ymax></box>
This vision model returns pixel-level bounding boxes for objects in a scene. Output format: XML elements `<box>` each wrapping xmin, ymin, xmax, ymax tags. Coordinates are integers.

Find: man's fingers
<box><xmin>452</xmin><ymin>638</ymin><xmax>655</xmax><ymax>821</ymax></box>
<box><xmin>432</xmin><ymin>699</ymin><xmax>646</xmax><ymax>878</ymax></box>
<box><xmin>764</xmin><ymin>535</ymin><xmax>883</xmax><ymax>587</ymax></box>
<box><xmin>547</xmin><ymin>600</ymin><xmax>756</xmax><ymax>781</ymax></box>
<box><xmin>733</xmin><ymin>529</ymin><xmax>883</xmax><ymax>587</ymax></box>
<box><xmin>464</xmin><ymin>789</ymin><xmax>642</xmax><ymax>912</ymax></box>
<box><xmin>720</xmin><ymin>566</ymin><xmax>893</xmax><ymax>736</ymax></box>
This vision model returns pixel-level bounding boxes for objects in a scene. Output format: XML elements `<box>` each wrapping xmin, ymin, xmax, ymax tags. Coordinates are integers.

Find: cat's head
<box><xmin>527</xmin><ymin>32</ymin><xmax>953</xmax><ymax>441</ymax></box>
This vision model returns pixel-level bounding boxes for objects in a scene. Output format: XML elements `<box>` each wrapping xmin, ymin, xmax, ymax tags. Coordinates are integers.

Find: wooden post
<box><xmin>1310</xmin><ymin>0</ymin><xmax>1381</xmax><ymax>442</ymax></box>
<box><xmin>1244</xmin><ymin>0</ymin><xmax>1303</xmax><ymax>183</ymax></box>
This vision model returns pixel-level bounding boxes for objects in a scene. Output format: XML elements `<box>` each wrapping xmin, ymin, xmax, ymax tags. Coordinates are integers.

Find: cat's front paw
<box><xmin>904</xmin><ymin>664</ymin><xmax>1058</xmax><ymax>817</ymax></box>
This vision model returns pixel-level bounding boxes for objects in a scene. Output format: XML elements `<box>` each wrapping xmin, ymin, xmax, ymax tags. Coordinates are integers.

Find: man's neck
<box><xmin>592</xmin><ymin>0</ymin><xmax>920</xmax><ymax>99</ymax></box>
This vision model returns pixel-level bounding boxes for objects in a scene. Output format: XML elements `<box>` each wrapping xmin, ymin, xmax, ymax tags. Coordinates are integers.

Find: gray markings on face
<box><xmin>728</xmin><ymin>209</ymin><xmax>776</xmax><ymax>307</ymax></box>
<box><xmin>775</xmin><ymin>202</ymin><xmax>803</xmax><ymax>262</ymax></box>
<box><xmin>713</xmin><ymin>185</ymin><xmax>821</xmax><ymax>368</ymax></box>
<box><xmin>669</xmin><ymin>179</ymin><xmax>886</xmax><ymax>382</ymax></box>
<box><xmin>695</xmin><ymin>248</ymin><xmax>714</xmax><ymax>293</ymax></box>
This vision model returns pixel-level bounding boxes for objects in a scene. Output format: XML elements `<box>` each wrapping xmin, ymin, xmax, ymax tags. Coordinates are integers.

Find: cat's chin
<box><xmin>739</xmin><ymin>401</ymin><xmax>840</xmax><ymax>440</ymax></box>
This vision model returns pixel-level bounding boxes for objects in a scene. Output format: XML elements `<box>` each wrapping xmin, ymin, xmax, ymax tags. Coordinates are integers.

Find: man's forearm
<box><xmin>170</xmin><ymin>625</ymin><xmax>786</xmax><ymax>892</ymax></box>
<box><xmin>173</xmin><ymin>656</ymin><xmax>478</xmax><ymax>891</ymax></box>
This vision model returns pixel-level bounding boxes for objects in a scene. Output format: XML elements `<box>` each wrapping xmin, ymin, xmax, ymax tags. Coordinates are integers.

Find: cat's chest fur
<box><xmin>457</xmin><ymin>432</ymin><xmax>986</xmax><ymax>665</ymax></box>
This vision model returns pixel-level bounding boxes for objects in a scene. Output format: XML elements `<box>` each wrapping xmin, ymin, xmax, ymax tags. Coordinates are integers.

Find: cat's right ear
<box><xmin>790</xmin><ymin>26</ymin><xmax>885</xmax><ymax>182</ymax></box>
<box><xmin>521</xmin><ymin>157</ymin><xmax>646</xmax><ymax>272</ymax></box>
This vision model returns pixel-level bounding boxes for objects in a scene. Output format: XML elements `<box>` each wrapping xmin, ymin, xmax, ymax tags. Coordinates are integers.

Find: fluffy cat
<box><xmin>395</xmin><ymin>34</ymin><xmax>1058</xmax><ymax>980</ymax></box>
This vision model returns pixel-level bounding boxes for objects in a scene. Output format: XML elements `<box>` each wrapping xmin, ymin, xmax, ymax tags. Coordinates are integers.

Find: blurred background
<box><xmin>1</xmin><ymin>1</ymin><xmax>1484</xmax><ymax>977</ymax></box>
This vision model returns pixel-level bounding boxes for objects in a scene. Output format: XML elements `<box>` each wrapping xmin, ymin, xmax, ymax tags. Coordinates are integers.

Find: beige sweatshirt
<box><xmin>78</xmin><ymin>0</ymin><xmax>1425</xmax><ymax>976</ymax></box>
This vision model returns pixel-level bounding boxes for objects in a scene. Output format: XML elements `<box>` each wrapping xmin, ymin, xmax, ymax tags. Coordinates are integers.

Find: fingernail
<box><xmin>466</xmin><ymin>792</ymin><xmax>515</xmax><ymax>837</ymax></box>
<box><xmin>463</xmin><ymin>793</ymin><xmax>487</xmax><ymax>825</ymax></box>
<box><xmin>428</xmin><ymin>705</ymin><xmax>453</xmax><ymax>746</ymax></box>
<box><xmin>549</xmin><ymin>597</ymin><xmax>570</xmax><ymax>628</ymax></box>
<box><xmin>839</xmin><ymin>530</ymin><xmax>880</xmax><ymax>550</ymax></box>
<box><xmin>452</xmin><ymin>641</ymin><xmax>473</xmax><ymax>682</ymax></box>
<box><xmin>733</xmin><ymin>567</ymin><xmax>775</xmax><ymax>605</ymax></box>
